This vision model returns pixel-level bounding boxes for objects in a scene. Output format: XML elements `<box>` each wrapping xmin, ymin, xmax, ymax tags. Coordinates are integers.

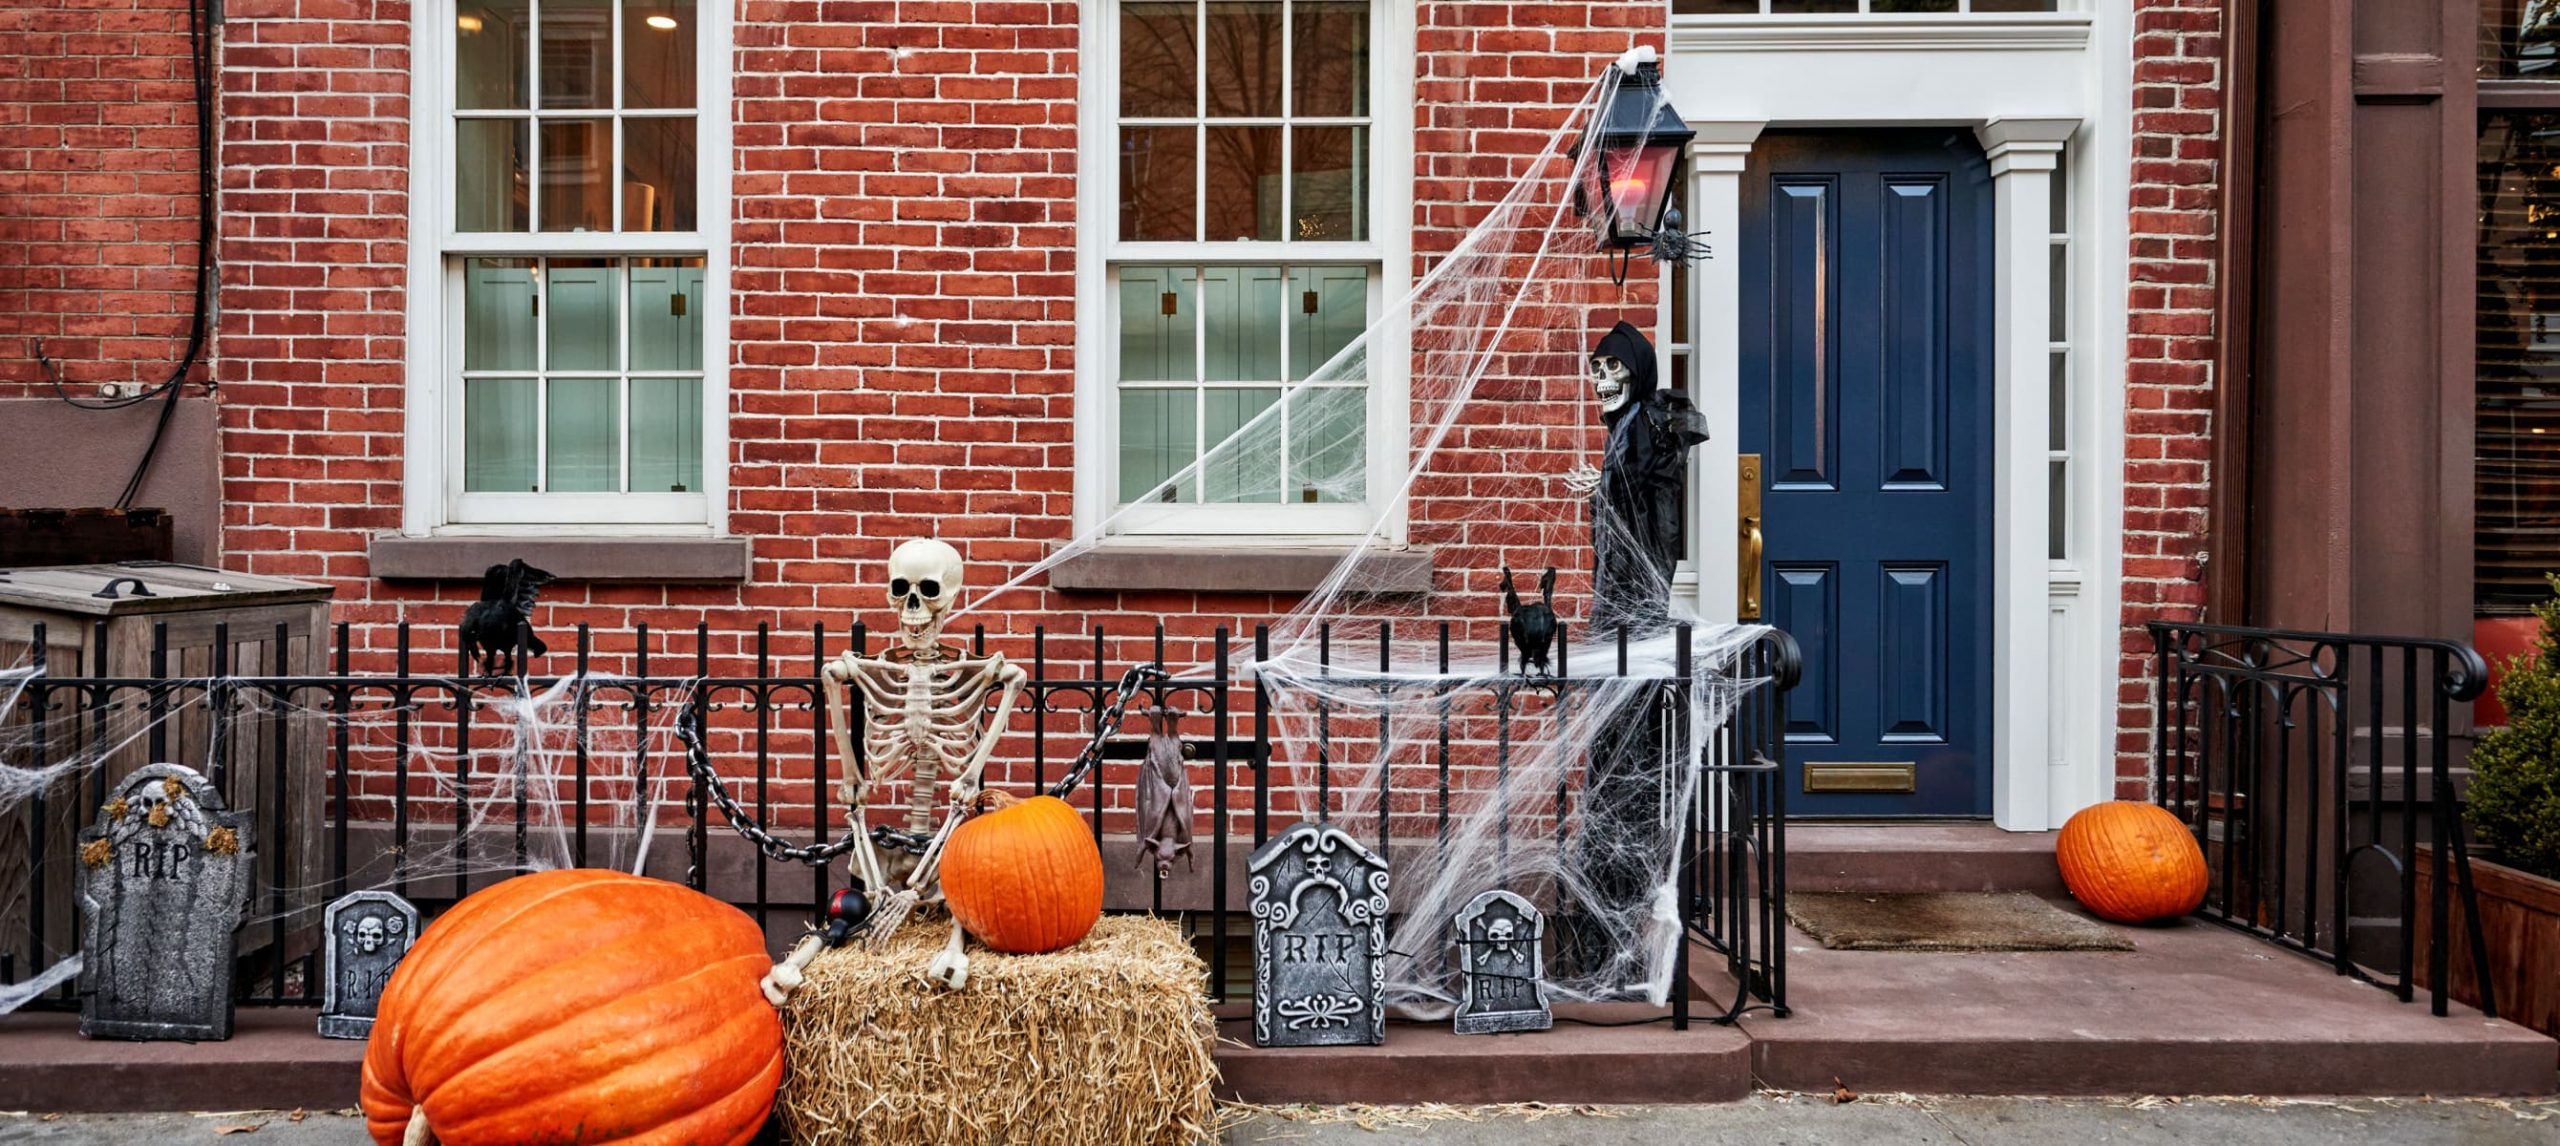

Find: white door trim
<box><xmin>1669</xmin><ymin>14</ymin><xmax>2128</xmax><ymax>830</ymax></box>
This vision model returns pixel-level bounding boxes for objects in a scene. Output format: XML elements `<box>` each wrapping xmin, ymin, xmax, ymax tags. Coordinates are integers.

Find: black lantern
<box><xmin>1571</xmin><ymin>54</ymin><xmax>1695</xmax><ymax>262</ymax></box>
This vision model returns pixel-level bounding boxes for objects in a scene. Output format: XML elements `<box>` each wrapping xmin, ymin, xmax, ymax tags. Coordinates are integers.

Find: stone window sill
<box><xmin>1046</xmin><ymin>544</ymin><xmax>1434</xmax><ymax>595</ymax></box>
<box><xmin>368</xmin><ymin>534</ymin><xmax>751</xmax><ymax>582</ymax></box>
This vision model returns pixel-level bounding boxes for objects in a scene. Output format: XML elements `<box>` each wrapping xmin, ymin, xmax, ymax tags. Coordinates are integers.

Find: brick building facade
<box><xmin>6</xmin><ymin>0</ymin><xmax>2219</xmax><ymax>831</ymax></box>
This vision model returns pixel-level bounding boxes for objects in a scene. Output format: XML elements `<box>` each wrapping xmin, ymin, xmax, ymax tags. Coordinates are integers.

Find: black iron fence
<box><xmin>5</xmin><ymin>617</ymin><xmax>1796</xmax><ymax>1029</ymax></box>
<box><xmin>2148</xmin><ymin>620</ymin><xmax>2497</xmax><ymax>1016</ymax></box>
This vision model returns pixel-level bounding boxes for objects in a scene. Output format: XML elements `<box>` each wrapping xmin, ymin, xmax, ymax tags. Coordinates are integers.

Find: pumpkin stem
<box><xmin>403</xmin><ymin>1109</ymin><xmax>434</xmax><ymax>1146</ymax></box>
<box><xmin>971</xmin><ymin>788</ymin><xmax>1022</xmax><ymax>816</ymax></box>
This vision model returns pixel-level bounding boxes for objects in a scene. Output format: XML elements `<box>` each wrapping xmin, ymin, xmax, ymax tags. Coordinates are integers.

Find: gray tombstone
<box><xmin>75</xmin><ymin>764</ymin><xmax>253</xmax><ymax>1041</ymax></box>
<box><xmin>1453</xmin><ymin>889</ymin><xmax>1551</xmax><ymax>1034</ymax></box>
<box><xmin>319</xmin><ymin>890</ymin><xmax>418</xmax><ymax>1039</ymax></box>
<box><xmin>1248</xmin><ymin>821</ymin><xmax>1389</xmax><ymax>1048</ymax></box>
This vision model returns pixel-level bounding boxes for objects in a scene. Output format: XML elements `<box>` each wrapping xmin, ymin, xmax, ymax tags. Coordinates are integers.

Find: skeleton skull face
<box><xmin>356</xmin><ymin>916</ymin><xmax>386</xmax><ymax>954</ymax></box>
<box><xmin>1485</xmin><ymin>917</ymin><xmax>1518</xmax><ymax>958</ymax></box>
<box><xmin>1590</xmin><ymin>354</ymin><xmax>1633</xmax><ymax>414</ymax></box>
<box><xmin>886</xmin><ymin>539</ymin><xmax>964</xmax><ymax>645</ymax></box>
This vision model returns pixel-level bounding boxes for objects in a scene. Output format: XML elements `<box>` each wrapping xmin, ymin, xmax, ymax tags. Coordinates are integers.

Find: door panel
<box><xmin>1740</xmin><ymin>129</ymin><xmax>1994</xmax><ymax>817</ymax></box>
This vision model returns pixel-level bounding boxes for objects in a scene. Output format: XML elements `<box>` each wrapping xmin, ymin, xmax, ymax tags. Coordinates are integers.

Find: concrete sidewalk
<box><xmin>4</xmin><ymin>1095</ymin><xmax>2558</xmax><ymax>1145</ymax></box>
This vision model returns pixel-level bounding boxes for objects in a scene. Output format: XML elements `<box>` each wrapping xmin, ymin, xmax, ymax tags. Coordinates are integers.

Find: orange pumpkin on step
<box><xmin>358</xmin><ymin>868</ymin><xmax>783</xmax><ymax>1146</ymax></box>
<box><xmin>939</xmin><ymin>789</ymin><xmax>1106</xmax><ymax>954</ymax></box>
<box><xmin>2056</xmin><ymin>800</ymin><xmax>2209</xmax><ymax>924</ymax></box>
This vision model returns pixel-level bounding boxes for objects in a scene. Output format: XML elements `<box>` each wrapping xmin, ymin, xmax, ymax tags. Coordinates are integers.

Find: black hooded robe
<box><xmin>1566</xmin><ymin>320</ymin><xmax>1709</xmax><ymax>985</ymax></box>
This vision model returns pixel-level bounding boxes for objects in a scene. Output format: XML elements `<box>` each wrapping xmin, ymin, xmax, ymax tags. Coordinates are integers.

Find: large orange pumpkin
<box><xmin>2056</xmin><ymin>801</ymin><xmax>2209</xmax><ymax>924</ymax></box>
<box><xmin>939</xmin><ymin>789</ymin><xmax>1105</xmax><ymax>954</ymax></box>
<box><xmin>359</xmin><ymin>868</ymin><xmax>783</xmax><ymax>1146</ymax></box>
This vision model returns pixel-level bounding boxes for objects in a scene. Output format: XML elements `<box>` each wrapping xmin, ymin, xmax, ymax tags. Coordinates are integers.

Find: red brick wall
<box><xmin>0</xmin><ymin>0</ymin><xmax>211</xmax><ymax>397</ymax></box>
<box><xmin>212</xmin><ymin>0</ymin><xmax>411</xmax><ymax>593</ymax></box>
<box><xmin>2115</xmin><ymin>0</ymin><xmax>2223</xmax><ymax>798</ymax></box>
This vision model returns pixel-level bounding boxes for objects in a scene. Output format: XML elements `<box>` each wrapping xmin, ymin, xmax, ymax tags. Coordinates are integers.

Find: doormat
<box><xmin>1786</xmin><ymin>892</ymin><xmax>2135</xmax><ymax>952</ymax></box>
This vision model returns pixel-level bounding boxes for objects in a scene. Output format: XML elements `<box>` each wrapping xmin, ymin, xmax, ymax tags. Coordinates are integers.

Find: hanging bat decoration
<box><xmin>1133</xmin><ymin>705</ymin><xmax>1196</xmax><ymax>879</ymax></box>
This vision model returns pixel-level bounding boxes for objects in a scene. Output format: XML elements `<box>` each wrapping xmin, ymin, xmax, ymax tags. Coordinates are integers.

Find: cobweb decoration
<box><xmin>955</xmin><ymin>57</ymin><xmax>1773</xmax><ymax>1009</ymax></box>
<box><xmin>0</xmin><ymin>656</ymin><xmax>708</xmax><ymax>1013</ymax></box>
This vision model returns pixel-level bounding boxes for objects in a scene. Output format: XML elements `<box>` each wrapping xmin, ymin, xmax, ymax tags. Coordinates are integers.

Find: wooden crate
<box><xmin>0</xmin><ymin>563</ymin><xmax>332</xmax><ymax>993</ymax></box>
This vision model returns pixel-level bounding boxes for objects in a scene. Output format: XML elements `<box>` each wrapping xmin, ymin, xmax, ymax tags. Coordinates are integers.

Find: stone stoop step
<box><xmin>1785</xmin><ymin>822</ymin><xmax>2069</xmax><ymax>896</ymax></box>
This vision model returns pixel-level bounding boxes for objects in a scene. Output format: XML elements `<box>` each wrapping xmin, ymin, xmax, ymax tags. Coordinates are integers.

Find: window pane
<box><xmin>1973</xmin><ymin>0</ymin><xmax>2061</xmax><ymax>9</ymax></box>
<box><xmin>2048</xmin><ymin>243</ymin><xmax>2068</xmax><ymax>342</ymax></box>
<box><xmin>1292</xmin><ymin>1</ymin><xmax>1367</xmax><ymax>117</ymax></box>
<box><xmin>546</xmin><ymin>377</ymin><xmax>622</xmax><ymax>492</ymax></box>
<box><xmin>629</xmin><ymin>257</ymin><xmax>705</xmax><ymax>370</ymax></box>
<box><xmin>1203</xmin><ymin>125</ymin><xmax>1282</xmax><ymax>241</ymax></box>
<box><xmin>1118</xmin><ymin>266</ymin><xmax>1196</xmax><ymax>380</ymax></box>
<box><xmin>1288</xmin><ymin>385</ymin><xmax>1364</xmax><ymax>503</ymax></box>
<box><xmin>456</xmin><ymin>0</ymin><xmax>529</xmax><ymax>109</ymax></box>
<box><xmin>1201</xmin><ymin>386</ymin><xmax>1282</xmax><ymax>502</ymax></box>
<box><xmin>623</xmin><ymin>0</ymin><xmax>694</xmax><ymax>107</ymax></box>
<box><xmin>546</xmin><ymin>257</ymin><xmax>619</xmax><ymax>371</ymax></box>
<box><xmin>463</xmin><ymin>258</ymin><xmax>538</xmax><ymax>371</ymax></box>
<box><xmin>1202</xmin><ymin>265</ymin><xmax>1282</xmax><ymax>382</ymax></box>
<box><xmin>1121</xmin><ymin>2</ymin><xmax>1196</xmax><ymax>117</ymax></box>
<box><xmin>1872</xmin><ymin>0</ymin><xmax>1956</xmax><ymax>10</ymax></box>
<box><xmin>1670</xmin><ymin>0</ymin><xmax>1763</xmax><ymax>11</ymax></box>
<box><xmin>2048</xmin><ymin>459</ymin><xmax>2067</xmax><ymax>561</ymax></box>
<box><xmin>456</xmin><ymin>119</ymin><xmax>529</xmax><ymax>232</ymax></box>
<box><xmin>630</xmin><ymin>377</ymin><xmax>702</xmax><ymax>492</ymax></box>
<box><xmin>623</xmin><ymin>116</ymin><xmax>696</xmax><ymax>231</ymax></box>
<box><xmin>1291</xmin><ymin>125</ymin><xmax>1365</xmax><ymax>242</ymax></box>
<box><xmin>2477</xmin><ymin>112</ymin><xmax>2560</xmax><ymax>612</ymax></box>
<box><xmin>1204</xmin><ymin>2</ymin><xmax>1281</xmax><ymax>118</ymax></box>
<box><xmin>1120</xmin><ymin>126</ymin><xmax>1197</xmax><ymax>242</ymax></box>
<box><xmin>1289</xmin><ymin>266</ymin><xmax>1365</xmax><ymax>381</ymax></box>
<box><xmin>2484</xmin><ymin>1</ymin><xmax>2560</xmax><ymax>78</ymax></box>
<box><xmin>1768</xmin><ymin>0</ymin><xmax>1856</xmax><ymax>10</ymax></box>
<box><xmin>539</xmin><ymin>118</ymin><xmax>613</xmax><ymax>231</ymax></box>
<box><xmin>2048</xmin><ymin>350</ymin><xmax>2068</xmax><ymax>451</ymax></box>
<box><xmin>2050</xmin><ymin>154</ymin><xmax>2069</xmax><ymax>233</ymax></box>
<box><xmin>539</xmin><ymin>0</ymin><xmax>613</xmax><ymax>108</ymax></box>
<box><xmin>464</xmin><ymin>378</ymin><xmax>539</xmax><ymax>491</ymax></box>
<box><xmin>1119</xmin><ymin>388</ymin><xmax>1197</xmax><ymax>502</ymax></box>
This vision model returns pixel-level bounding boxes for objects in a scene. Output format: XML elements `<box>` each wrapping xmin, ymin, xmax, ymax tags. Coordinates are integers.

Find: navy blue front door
<box><xmin>1739</xmin><ymin>130</ymin><xmax>1995</xmax><ymax>817</ymax></box>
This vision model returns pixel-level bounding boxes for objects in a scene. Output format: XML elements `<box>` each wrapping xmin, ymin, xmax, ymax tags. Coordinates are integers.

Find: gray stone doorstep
<box><xmin>4</xmin><ymin>1095</ymin><xmax>2559</xmax><ymax>1145</ymax></box>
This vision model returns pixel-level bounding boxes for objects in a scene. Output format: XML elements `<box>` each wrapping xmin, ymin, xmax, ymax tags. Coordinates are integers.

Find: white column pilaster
<box><xmin>1975</xmin><ymin>117</ymin><xmax>2077</xmax><ymax>831</ymax></box>
<box><xmin>1686</xmin><ymin>122</ymin><xmax>1765</xmax><ymax>627</ymax></box>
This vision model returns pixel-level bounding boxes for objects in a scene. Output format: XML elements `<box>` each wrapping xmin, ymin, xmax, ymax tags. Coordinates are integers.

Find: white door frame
<box><xmin>1668</xmin><ymin>7</ymin><xmax>2130</xmax><ymax>830</ymax></box>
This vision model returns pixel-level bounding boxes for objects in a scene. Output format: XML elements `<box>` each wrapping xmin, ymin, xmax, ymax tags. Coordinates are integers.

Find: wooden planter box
<box><xmin>2416</xmin><ymin>845</ymin><xmax>2560</xmax><ymax>1038</ymax></box>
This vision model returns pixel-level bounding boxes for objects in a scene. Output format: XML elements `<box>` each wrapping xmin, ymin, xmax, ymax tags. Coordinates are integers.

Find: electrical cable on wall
<box><xmin>31</xmin><ymin>0</ymin><xmax>217</xmax><ymax>510</ymax></box>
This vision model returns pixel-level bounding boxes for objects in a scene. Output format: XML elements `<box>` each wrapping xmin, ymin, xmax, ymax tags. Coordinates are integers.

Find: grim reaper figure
<box><xmin>1587</xmin><ymin>319</ymin><xmax>1708</xmax><ymax>635</ymax></box>
<box><xmin>1568</xmin><ymin>319</ymin><xmax>1708</xmax><ymax>984</ymax></box>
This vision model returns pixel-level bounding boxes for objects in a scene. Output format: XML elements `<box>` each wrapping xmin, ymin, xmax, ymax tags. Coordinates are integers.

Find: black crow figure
<box><xmin>460</xmin><ymin>559</ymin><xmax>554</xmax><ymax>676</ymax></box>
<box><xmin>1504</xmin><ymin>565</ymin><xmax>1558</xmax><ymax>677</ymax></box>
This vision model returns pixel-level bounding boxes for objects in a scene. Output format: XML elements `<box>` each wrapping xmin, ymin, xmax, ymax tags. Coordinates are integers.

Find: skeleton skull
<box><xmin>1485</xmin><ymin>916</ymin><xmax>1518</xmax><ymax>958</ymax></box>
<box><xmin>356</xmin><ymin>916</ymin><xmax>386</xmax><ymax>954</ymax></box>
<box><xmin>1590</xmin><ymin>353</ymin><xmax>1633</xmax><ymax>414</ymax></box>
<box><xmin>885</xmin><ymin>539</ymin><xmax>964</xmax><ymax>648</ymax></box>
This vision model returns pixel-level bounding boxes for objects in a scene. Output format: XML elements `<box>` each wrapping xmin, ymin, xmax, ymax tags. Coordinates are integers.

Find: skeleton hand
<box><xmin>925</xmin><ymin>920</ymin><xmax>970</xmax><ymax>990</ymax></box>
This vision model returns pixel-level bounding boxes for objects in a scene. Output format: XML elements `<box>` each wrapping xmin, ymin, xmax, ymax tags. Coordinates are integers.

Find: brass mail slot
<box><xmin>1804</xmin><ymin>762</ymin><xmax>1918</xmax><ymax>794</ymax></box>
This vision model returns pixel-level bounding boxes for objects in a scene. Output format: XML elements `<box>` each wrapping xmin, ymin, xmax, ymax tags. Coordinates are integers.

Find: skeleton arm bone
<box><xmin>818</xmin><ymin>654</ymin><xmax>893</xmax><ymax>894</ymax></box>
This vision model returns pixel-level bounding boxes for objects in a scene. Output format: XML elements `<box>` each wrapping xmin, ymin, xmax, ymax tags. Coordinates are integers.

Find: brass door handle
<box><xmin>1738</xmin><ymin>454</ymin><xmax>1763</xmax><ymax>621</ymax></box>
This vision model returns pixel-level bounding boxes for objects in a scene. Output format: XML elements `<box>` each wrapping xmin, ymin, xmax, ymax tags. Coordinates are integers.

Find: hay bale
<box><xmin>776</xmin><ymin>914</ymin><xmax>1218</xmax><ymax>1146</ymax></box>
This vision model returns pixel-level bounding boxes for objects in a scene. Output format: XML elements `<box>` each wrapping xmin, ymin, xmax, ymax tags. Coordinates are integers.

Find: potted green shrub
<box><xmin>2421</xmin><ymin>573</ymin><xmax>2560</xmax><ymax>1037</ymax></box>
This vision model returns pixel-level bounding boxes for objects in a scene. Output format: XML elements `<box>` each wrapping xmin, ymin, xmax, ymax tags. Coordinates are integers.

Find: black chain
<box><xmin>676</xmin><ymin>663</ymin><xmax>1170</xmax><ymax>866</ymax></box>
<box><xmin>1047</xmin><ymin>665</ymin><xmax>1168</xmax><ymax>800</ymax></box>
<box><xmin>676</xmin><ymin>704</ymin><xmax>874</xmax><ymax>866</ymax></box>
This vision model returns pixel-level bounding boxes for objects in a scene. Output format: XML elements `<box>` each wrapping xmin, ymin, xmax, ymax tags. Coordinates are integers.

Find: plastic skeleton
<box><xmin>762</xmin><ymin>539</ymin><xmax>1026</xmax><ymax>1003</ymax></box>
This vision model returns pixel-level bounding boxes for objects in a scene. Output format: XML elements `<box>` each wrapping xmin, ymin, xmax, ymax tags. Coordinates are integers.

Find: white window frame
<box><xmin>402</xmin><ymin>0</ymin><xmax>732</xmax><ymax>535</ymax></box>
<box><xmin>1074</xmin><ymin>0</ymin><xmax>1415</xmax><ymax>541</ymax></box>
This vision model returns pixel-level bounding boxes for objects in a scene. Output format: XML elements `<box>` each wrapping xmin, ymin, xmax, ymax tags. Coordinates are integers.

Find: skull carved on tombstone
<box><xmin>886</xmin><ymin>538</ymin><xmax>965</xmax><ymax>653</ymax></box>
